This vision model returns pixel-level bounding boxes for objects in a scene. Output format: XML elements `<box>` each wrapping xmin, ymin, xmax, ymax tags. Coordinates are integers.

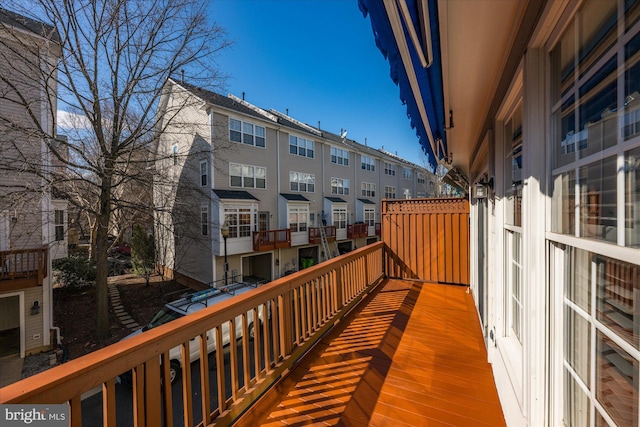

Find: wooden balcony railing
<box><xmin>252</xmin><ymin>228</ymin><xmax>291</xmax><ymax>251</ymax></box>
<box><xmin>0</xmin><ymin>247</ymin><xmax>48</xmax><ymax>292</ymax></box>
<box><xmin>0</xmin><ymin>242</ymin><xmax>385</xmax><ymax>426</ymax></box>
<box><xmin>375</xmin><ymin>222</ymin><xmax>381</xmax><ymax>236</ymax></box>
<box><xmin>347</xmin><ymin>223</ymin><xmax>368</xmax><ymax>239</ymax></box>
<box><xmin>308</xmin><ymin>225</ymin><xmax>336</xmax><ymax>244</ymax></box>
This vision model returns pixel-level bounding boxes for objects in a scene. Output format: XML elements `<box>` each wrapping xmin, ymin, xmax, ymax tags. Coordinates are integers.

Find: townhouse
<box><xmin>154</xmin><ymin>80</ymin><xmax>436</xmax><ymax>288</ymax></box>
<box><xmin>0</xmin><ymin>9</ymin><xmax>66</xmax><ymax>359</ymax></box>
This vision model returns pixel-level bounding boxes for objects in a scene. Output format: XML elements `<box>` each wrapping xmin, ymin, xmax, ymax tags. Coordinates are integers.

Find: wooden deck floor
<box><xmin>240</xmin><ymin>279</ymin><xmax>505</xmax><ymax>426</ymax></box>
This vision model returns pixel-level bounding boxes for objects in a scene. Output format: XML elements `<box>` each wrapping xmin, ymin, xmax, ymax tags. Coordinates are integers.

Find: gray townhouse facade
<box><xmin>154</xmin><ymin>79</ymin><xmax>436</xmax><ymax>288</ymax></box>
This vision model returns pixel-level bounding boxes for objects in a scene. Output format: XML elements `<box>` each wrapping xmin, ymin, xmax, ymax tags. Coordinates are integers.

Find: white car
<box><xmin>121</xmin><ymin>283</ymin><xmax>264</xmax><ymax>384</ymax></box>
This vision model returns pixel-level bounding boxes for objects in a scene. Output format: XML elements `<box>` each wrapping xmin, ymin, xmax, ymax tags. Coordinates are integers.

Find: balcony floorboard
<box><xmin>244</xmin><ymin>279</ymin><xmax>505</xmax><ymax>426</ymax></box>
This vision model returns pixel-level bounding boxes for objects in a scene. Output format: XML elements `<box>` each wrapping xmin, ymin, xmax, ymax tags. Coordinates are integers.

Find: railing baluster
<box><xmin>229</xmin><ymin>318</ymin><xmax>239</xmax><ymax>401</ymax></box>
<box><xmin>144</xmin><ymin>356</ymin><xmax>162</xmax><ymax>426</ymax></box>
<box><xmin>180</xmin><ymin>341</ymin><xmax>193</xmax><ymax>427</ymax></box>
<box><xmin>69</xmin><ymin>395</ymin><xmax>82</xmax><ymax>427</ymax></box>
<box><xmin>161</xmin><ymin>352</ymin><xmax>174</xmax><ymax>427</ymax></box>
<box><xmin>132</xmin><ymin>363</ymin><xmax>145</xmax><ymax>427</ymax></box>
<box><xmin>241</xmin><ymin>313</ymin><xmax>251</xmax><ymax>393</ymax></box>
<box><xmin>252</xmin><ymin>307</ymin><xmax>262</xmax><ymax>380</ymax></box>
<box><xmin>102</xmin><ymin>378</ymin><xmax>116</xmax><ymax>427</ymax></box>
<box><xmin>215</xmin><ymin>326</ymin><xmax>226</xmax><ymax>414</ymax></box>
<box><xmin>199</xmin><ymin>332</ymin><xmax>212</xmax><ymax>426</ymax></box>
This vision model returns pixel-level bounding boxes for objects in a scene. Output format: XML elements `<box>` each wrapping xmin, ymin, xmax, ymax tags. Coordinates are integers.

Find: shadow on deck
<box><xmin>241</xmin><ymin>279</ymin><xmax>505</xmax><ymax>426</ymax></box>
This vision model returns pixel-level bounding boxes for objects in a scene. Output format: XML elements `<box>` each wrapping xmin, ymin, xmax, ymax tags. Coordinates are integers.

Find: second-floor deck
<box><xmin>0</xmin><ymin>198</ymin><xmax>502</xmax><ymax>426</ymax></box>
<box><xmin>252</xmin><ymin>229</ymin><xmax>291</xmax><ymax>251</ymax></box>
<box><xmin>0</xmin><ymin>247</ymin><xmax>48</xmax><ymax>292</ymax></box>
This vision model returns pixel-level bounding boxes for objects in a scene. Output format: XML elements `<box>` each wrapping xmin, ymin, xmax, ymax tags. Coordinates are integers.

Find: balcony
<box><xmin>308</xmin><ymin>225</ymin><xmax>336</xmax><ymax>244</ymax></box>
<box><xmin>0</xmin><ymin>199</ymin><xmax>503</xmax><ymax>426</ymax></box>
<box><xmin>0</xmin><ymin>247</ymin><xmax>48</xmax><ymax>292</ymax></box>
<box><xmin>347</xmin><ymin>223</ymin><xmax>368</xmax><ymax>239</ymax></box>
<box><xmin>252</xmin><ymin>228</ymin><xmax>291</xmax><ymax>251</ymax></box>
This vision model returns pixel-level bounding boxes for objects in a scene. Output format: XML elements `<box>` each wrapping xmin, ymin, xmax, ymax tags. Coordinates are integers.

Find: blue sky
<box><xmin>209</xmin><ymin>0</ymin><xmax>432</xmax><ymax>169</ymax></box>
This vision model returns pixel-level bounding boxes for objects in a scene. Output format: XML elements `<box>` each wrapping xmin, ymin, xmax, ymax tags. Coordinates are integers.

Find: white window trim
<box><xmin>331</xmin><ymin>177</ymin><xmax>350</xmax><ymax>195</ymax></box>
<box><xmin>200</xmin><ymin>159</ymin><xmax>209</xmax><ymax>187</ymax></box>
<box><xmin>229</xmin><ymin>163</ymin><xmax>267</xmax><ymax>189</ymax></box>
<box><xmin>229</xmin><ymin>117</ymin><xmax>266</xmax><ymax>148</ymax></box>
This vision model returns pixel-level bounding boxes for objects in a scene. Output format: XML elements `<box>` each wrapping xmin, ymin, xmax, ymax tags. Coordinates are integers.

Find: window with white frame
<box><xmin>330</xmin><ymin>147</ymin><xmax>349</xmax><ymax>166</ymax></box>
<box><xmin>361</xmin><ymin>155</ymin><xmax>375</xmax><ymax>171</ymax></box>
<box><xmin>417</xmin><ymin>173</ymin><xmax>425</xmax><ymax>184</ymax></box>
<box><xmin>331</xmin><ymin>177</ymin><xmax>349</xmax><ymax>195</ymax></box>
<box><xmin>548</xmin><ymin>3</ymin><xmax>640</xmax><ymax>425</ymax></box>
<box><xmin>402</xmin><ymin>167</ymin><xmax>412</xmax><ymax>180</ymax></box>
<box><xmin>288</xmin><ymin>206</ymin><xmax>309</xmax><ymax>233</ymax></box>
<box><xmin>384</xmin><ymin>186</ymin><xmax>396</xmax><ymax>199</ymax></box>
<box><xmin>364</xmin><ymin>207</ymin><xmax>375</xmax><ymax>226</ymax></box>
<box><xmin>332</xmin><ymin>207</ymin><xmax>347</xmax><ymax>229</ymax></box>
<box><xmin>172</xmin><ymin>144</ymin><xmax>178</xmax><ymax>166</ymax></box>
<box><xmin>200</xmin><ymin>160</ymin><xmax>209</xmax><ymax>187</ymax></box>
<box><xmin>289</xmin><ymin>171</ymin><xmax>315</xmax><ymax>192</ymax></box>
<box><xmin>384</xmin><ymin>162</ymin><xmax>396</xmax><ymax>176</ymax></box>
<box><xmin>229</xmin><ymin>118</ymin><xmax>266</xmax><ymax>148</ymax></box>
<box><xmin>200</xmin><ymin>206</ymin><xmax>208</xmax><ymax>236</ymax></box>
<box><xmin>361</xmin><ymin>182</ymin><xmax>376</xmax><ymax>197</ymax></box>
<box><xmin>289</xmin><ymin>135</ymin><xmax>314</xmax><ymax>158</ymax></box>
<box><xmin>229</xmin><ymin>163</ymin><xmax>266</xmax><ymax>189</ymax></box>
<box><xmin>54</xmin><ymin>209</ymin><xmax>64</xmax><ymax>241</ymax></box>
<box><xmin>223</xmin><ymin>206</ymin><xmax>253</xmax><ymax>238</ymax></box>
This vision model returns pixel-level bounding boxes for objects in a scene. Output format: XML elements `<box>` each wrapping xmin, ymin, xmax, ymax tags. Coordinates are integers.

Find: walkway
<box><xmin>241</xmin><ymin>279</ymin><xmax>505</xmax><ymax>426</ymax></box>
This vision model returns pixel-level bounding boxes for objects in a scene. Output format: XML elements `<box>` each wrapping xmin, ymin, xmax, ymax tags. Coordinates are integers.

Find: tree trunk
<box><xmin>95</xmin><ymin>180</ymin><xmax>113</xmax><ymax>339</ymax></box>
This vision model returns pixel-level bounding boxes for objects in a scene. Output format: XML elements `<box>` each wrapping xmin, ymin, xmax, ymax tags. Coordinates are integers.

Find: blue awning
<box><xmin>358</xmin><ymin>0</ymin><xmax>447</xmax><ymax>169</ymax></box>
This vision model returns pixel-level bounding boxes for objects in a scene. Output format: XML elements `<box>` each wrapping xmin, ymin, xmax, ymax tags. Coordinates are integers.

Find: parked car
<box><xmin>109</xmin><ymin>243</ymin><xmax>131</xmax><ymax>255</ymax></box>
<box><xmin>120</xmin><ymin>283</ymin><xmax>265</xmax><ymax>384</ymax></box>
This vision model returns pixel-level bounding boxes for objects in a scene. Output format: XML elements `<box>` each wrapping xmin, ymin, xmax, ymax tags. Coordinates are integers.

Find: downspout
<box><xmin>209</xmin><ymin>109</ymin><xmax>216</xmax><ymax>286</ymax></box>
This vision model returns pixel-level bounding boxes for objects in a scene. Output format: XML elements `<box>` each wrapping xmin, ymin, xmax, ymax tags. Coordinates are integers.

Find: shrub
<box><xmin>53</xmin><ymin>256</ymin><xmax>96</xmax><ymax>288</ymax></box>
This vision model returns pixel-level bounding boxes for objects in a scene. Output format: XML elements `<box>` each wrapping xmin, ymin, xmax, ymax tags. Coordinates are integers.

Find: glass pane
<box><xmin>244</xmin><ymin>177</ymin><xmax>254</xmax><ymax>187</ymax></box>
<box><xmin>552</xmin><ymin>171</ymin><xmax>576</xmax><ymax>234</ymax></box>
<box><xmin>564</xmin><ymin>369</ymin><xmax>590</xmax><ymax>427</ymax></box>
<box><xmin>230</xmin><ymin>130</ymin><xmax>241</xmax><ymax>143</ymax></box>
<box><xmin>255</xmin><ymin>126</ymin><xmax>265</xmax><ymax>137</ymax></box>
<box><xmin>578</xmin><ymin>0</ymin><xmax>617</xmax><ymax>79</ymax></box>
<box><xmin>255</xmin><ymin>167</ymin><xmax>265</xmax><ymax>179</ymax></box>
<box><xmin>627</xmin><ymin>0</ymin><xmax>640</xmax><ymax>32</ymax></box>
<box><xmin>256</xmin><ymin>178</ymin><xmax>265</xmax><ymax>189</ymax></box>
<box><xmin>551</xmin><ymin>20</ymin><xmax>575</xmax><ymax>102</ymax></box>
<box><xmin>627</xmin><ymin>146</ymin><xmax>640</xmax><ymax>247</ymax></box>
<box><xmin>229</xmin><ymin>118</ymin><xmax>241</xmax><ymax>131</ymax></box>
<box><xmin>565</xmin><ymin>306</ymin><xmax>591</xmax><ymax>385</ymax></box>
<box><xmin>256</xmin><ymin>136</ymin><xmax>265</xmax><ymax>147</ymax></box>
<box><xmin>596</xmin><ymin>330</ymin><xmax>638</xmax><ymax>427</ymax></box>
<box><xmin>579</xmin><ymin>156</ymin><xmax>617</xmax><ymax>242</ymax></box>
<box><xmin>624</xmin><ymin>32</ymin><xmax>640</xmax><ymax>141</ymax></box>
<box><xmin>596</xmin><ymin>255</ymin><xmax>640</xmax><ymax>348</ymax></box>
<box><xmin>578</xmin><ymin>58</ymin><xmax>618</xmax><ymax>158</ymax></box>
<box><xmin>242</xmin><ymin>122</ymin><xmax>253</xmax><ymax>134</ymax></box>
<box><xmin>566</xmin><ymin>248</ymin><xmax>592</xmax><ymax>312</ymax></box>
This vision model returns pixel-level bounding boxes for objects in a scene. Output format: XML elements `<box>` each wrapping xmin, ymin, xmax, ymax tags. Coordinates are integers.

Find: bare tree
<box><xmin>0</xmin><ymin>1</ymin><xmax>230</xmax><ymax>339</ymax></box>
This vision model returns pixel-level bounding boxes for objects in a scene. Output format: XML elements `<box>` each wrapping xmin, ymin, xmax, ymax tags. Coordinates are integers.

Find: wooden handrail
<box><xmin>0</xmin><ymin>242</ymin><xmax>385</xmax><ymax>426</ymax></box>
<box><xmin>252</xmin><ymin>228</ymin><xmax>291</xmax><ymax>251</ymax></box>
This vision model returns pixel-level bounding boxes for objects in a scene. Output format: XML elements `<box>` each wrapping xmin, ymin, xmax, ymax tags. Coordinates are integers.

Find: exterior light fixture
<box><xmin>220</xmin><ymin>221</ymin><xmax>229</xmax><ymax>287</ymax></box>
<box><xmin>31</xmin><ymin>300</ymin><xmax>40</xmax><ymax>315</ymax></box>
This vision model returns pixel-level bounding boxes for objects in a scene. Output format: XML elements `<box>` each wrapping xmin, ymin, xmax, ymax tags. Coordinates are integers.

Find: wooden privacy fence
<box><xmin>382</xmin><ymin>198</ymin><xmax>470</xmax><ymax>285</ymax></box>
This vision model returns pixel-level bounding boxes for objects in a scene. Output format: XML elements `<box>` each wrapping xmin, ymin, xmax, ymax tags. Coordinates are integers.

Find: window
<box><xmin>289</xmin><ymin>135</ymin><xmax>314</xmax><ymax>158</ymax></box>
<box><xmin>417</xmin><ymin>173</ymin><xmax>425</xmax><ymax>184</ymax></box>
<box><xmin>402</xmin><ymin>167</ymin><xmax>412</xmax><ymax>180</ymax></box>
<box><xmin>384</xmin><ymin>162</ymin><xmax>396</xmax><ymax>176</ymax></box>
<box><xmin>54</xmin><ymin>210</ymin><xmax>64</xmax><ymax>241</ymax></box>
<box><xmin>288</xmin><ymin>206</ymin><xmax>309</xmax><ymax>233</ymax></box>
<box><xmin>417</xmin><ymin>191</ymin><xmax>427</xmax><ymax>198</ymax></box>
<box><xmin>506</xmin><ymin>230</ymin><xmax>522</xmax><ymax>342</ymax></box>
<box><xmin>224</xmin><ymin>207</ymin><xmax>253</xmax><ymax>238</ymax></box>
<box><xmin>229</xmin><ymin>118</ymin><xmax>265</xmax><ymax>148</ymax></box>
<box><xmin>330</xmin><ymin>147</ymin><xmax>349</xmax><ymax>166</ymax></box>
<box><xmin>332</xmin><ymin>207</ymin><xmax>347</xmax><ymax>229</ymax></box>
<box><xmin>361</xmin><ymin>182</ymin><xmax>376</xmax><ymax>197</ymax></box>
<box><xmin>364</xmin><ymin>207</ymin><xmax>375</xmax><ymax>226</ymax></box>
<box><xmin>289</xmin><ymin>171</ymin><xmax>315</xmax><ymax>192</ymax></box>
<box><xmin>172</xmin><ymin>145</ymin><xmax>178</xmax><ymax>166</ymax></box>
<box><xmin>200</xmin><ymin>206</ymin><xmax>208</xmax><ymax>236</ymax></box>
<box><xmin>361</xmin><ymin>155</ymin><xmax>375</xmax><ymax>171</ymax></box>
<box><xmin>200</xmin><ymin>160</ymin><xmax>208</xmax><ymax>187</ymax></box>
<box><xmin>505</xmin><ymin>104</ymin><xmax>523</xmax><ymax>227</ymax></box>
<box><xmin>331</xmin><ymin>177</ymin><xmax>350</xmax><ymax>195</ymax></box>
<box><xmin>402</xmin><ymin>188</ymin><xmax>412</xmax><ymax>199</ymax></box>
<box><xmin>384</xmin><ymin>186</ymin><xmax>396</xmax><ymax>199</ymax></box>
<box><xmin>229</xmin><ymin>163</ymin><xmax>266</xmax><ymax>189</ymax></box>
